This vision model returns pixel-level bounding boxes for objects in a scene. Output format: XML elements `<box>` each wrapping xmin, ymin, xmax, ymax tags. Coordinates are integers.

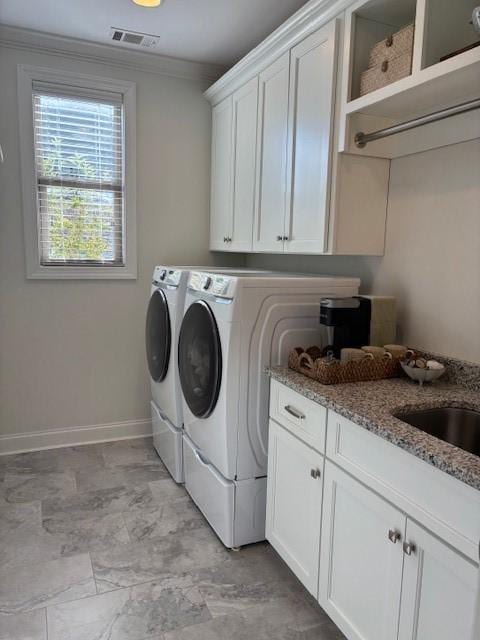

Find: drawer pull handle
<box><xmin>284</xmin><ymin>405</ymin><xmax>306</xmax><ymax>420</ymax></box>
<box><xmin>388</xmin><ymin>529</ymin><xmax>401</xmax><ymax>544</ymax></box>
<box><xmin>403</xmin><ymin>541</ymin><xmax>416</xmax><ymax>556</ymax></box>
<box><xmin>310</xmin><ymin>468</ymin><xmax>321</xmax><ymax>479</ymax></box>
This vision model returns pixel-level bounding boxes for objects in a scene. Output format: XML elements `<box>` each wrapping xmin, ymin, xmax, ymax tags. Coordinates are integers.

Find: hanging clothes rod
<box><xmin>354</xmin><ymin>97</ymin><xmax>480</xmax><ymax>148</ymax></box>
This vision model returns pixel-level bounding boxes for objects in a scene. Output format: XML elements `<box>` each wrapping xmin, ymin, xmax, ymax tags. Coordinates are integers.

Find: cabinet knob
<box><xmin>223</xmin><ymin>237</ymin><xmax>228</xmax><ymax>242</ymax></box>
<box><xmin>276</xmin><ymin>235</ymin><xmax>283</xmax><ymax>241</ymax></box>
<box><xmin>388</xmin><ymin>529</ymin><xmax>401</xmax><ymax>544</ymax></box>
<box><xmin>310</xmin><ymin>468</ymin><xmax>321</xmax><ymax>479</ymax></box>
<box><xmin>403</xmin><ymin>541</ymin><xmax>416</xmax><ymax>556</ymax></box>
<box><xmin>227</xmin><ymin>237</ymin><xmax>232</xmax><ymax>243</ymax></box>
<box><xmin>283</xmin><ymin>235</ymin><xmax>289</xmax><ymax>241</ymax></box>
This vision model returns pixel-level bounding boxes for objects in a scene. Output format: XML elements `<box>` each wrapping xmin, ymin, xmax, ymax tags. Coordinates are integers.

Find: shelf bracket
<box><xmin>354</xmin><ymin>97</ymin><xmax>480</xmax><ymax>148</ymax></box>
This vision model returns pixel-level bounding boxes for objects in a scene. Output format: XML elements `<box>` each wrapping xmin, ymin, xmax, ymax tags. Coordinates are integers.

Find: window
<box><xmin>18</xmin><ymin>66</ymin><xmax>136</xmax><ymax>279</ymax></box>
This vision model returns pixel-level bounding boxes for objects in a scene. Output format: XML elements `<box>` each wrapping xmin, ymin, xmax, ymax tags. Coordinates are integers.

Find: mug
<box><xmin>362</xmin><ymin>346</ymin><xmax>392</xmax><ymax>360</ymax></box>
<box><xmin>384</xmin><ymin>344</ymin><xmax>414</xmax><ymax>359</ymax></box>
<box><xmin>341</xmin><ymin>348</ymin><xmax>374</xmax><ymax>364</ymax></box>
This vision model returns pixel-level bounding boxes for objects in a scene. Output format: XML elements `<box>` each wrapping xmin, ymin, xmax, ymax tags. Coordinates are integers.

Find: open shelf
<box><xmin>422</xmin><ymin>0</ymin><xmax>480</xmax><ymax>69</ymax></box>
<box><xmin>348</xmin><ymin>0</ymin><xmax>417</xmax><ymax>102</ymax></box>
<box><xmin>339</xmin><ymin>0</ymin><xmax>480</xmax><ymax>157</ymax></box>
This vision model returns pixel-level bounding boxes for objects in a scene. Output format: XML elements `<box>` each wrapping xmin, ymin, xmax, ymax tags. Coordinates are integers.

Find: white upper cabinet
<box><xmin>230</xmin><ymin>77</ymin><xmax>258</xmax><ymax>252</ymax></box>
<box><xmin>285</xmin><ymin>20</ymin><xmax>338</xmax><ymax>253</ymax></box>
<box><xmin>253</xmin><ymin>52</ymin><xmax>290</xmax><ymax>253</ymax></box>
<box><xmin>398</xmin><ymin>520</ymin><xmax>478</xmax><ymax>640</ymax></box>
<box><xmin>210</xmin><ymin>96</ymin><xmax>233</xmax><ymax>251</ymax></box>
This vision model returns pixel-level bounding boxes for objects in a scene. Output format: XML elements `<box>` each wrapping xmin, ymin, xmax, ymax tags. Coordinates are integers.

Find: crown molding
<box><xmin>204</xmin><ymin>0</ymin><xmax>353</xmax><ymax>103</ymax></box>
<box><xmin>0</xmin><ymin>24</ymin><xmax>226</xmax><ymax>83</ymax></box>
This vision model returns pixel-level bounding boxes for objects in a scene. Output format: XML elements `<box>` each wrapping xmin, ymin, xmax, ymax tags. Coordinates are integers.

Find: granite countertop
<box><xmin>268</xmin><ymin>366</ymin><xmax>480</xmax><ymax>491</ymax></box>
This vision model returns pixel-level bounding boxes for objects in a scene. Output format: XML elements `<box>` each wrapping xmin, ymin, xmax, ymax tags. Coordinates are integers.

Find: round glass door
<box><xmin>178</xmin><ymin>301</ymin><xmax>222</xmax><ymax>418</ymax></box>
<box><xmin>145</xmin><ymin>289</ymin><xmax>171</xmax><ymax>382</ymax></box>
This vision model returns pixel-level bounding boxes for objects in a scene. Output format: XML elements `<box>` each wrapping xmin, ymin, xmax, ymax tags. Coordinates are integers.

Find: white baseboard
<box><xmin>0</xmin><ymin>418</ymin><xmax>153</xmax><ymax>456</ymax></box>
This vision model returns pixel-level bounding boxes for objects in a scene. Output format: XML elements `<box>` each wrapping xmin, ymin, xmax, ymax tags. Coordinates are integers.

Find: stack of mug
<box><xmin>340</xmin><ymin>344</ymin><xmax>414</xmax><ymax>364</ymax></box>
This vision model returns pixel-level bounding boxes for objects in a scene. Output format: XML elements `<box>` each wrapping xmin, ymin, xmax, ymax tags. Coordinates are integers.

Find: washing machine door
<box><xmin>146</xmin><ymin>289</ymin><xmax>171</xmax><ymax>382</ymax></box>
<box><xmin>178</xmin><ymin>300</ymin><xmax>222</xmax><ymax>419</ymax></box>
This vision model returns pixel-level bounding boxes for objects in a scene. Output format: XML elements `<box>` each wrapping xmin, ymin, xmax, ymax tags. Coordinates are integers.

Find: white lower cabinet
<box><xmin>398</xmin><ymin>520</ymin><xmax>478</xmax><ymax>640</ymax></box>
<box><xmin>266</xmin><ymin>381</ymin><xmax>479</xmax><ymax>640</ymax></box>
<box><xmin>266</xmin><ymin>420</ymin><xmax>323</xmax><ymax>596</ymax></box>
<box><xmin>318</xmin><ymin>461</ymin><xmax>405</xmax><ymax>640</ymax></box>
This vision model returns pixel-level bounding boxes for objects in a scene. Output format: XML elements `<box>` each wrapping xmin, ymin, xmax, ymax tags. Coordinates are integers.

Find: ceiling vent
<box><xmin>109</xmin><ymin>28</ymin><xmax>160</xmax><ymax>48</ymax></box>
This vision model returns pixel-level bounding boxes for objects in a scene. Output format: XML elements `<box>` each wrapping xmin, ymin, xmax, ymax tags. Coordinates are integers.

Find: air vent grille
<box><xmin>109</xmin><ymin>28</ymin><xmax>160</xmax><ymax>48</ymax></box>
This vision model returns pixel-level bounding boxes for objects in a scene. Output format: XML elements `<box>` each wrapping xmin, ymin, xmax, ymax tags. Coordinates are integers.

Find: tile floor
<box><xmin>0</xmin><ymin>437</ymin><xmax>345</xmax><ymax>640</ymax></box>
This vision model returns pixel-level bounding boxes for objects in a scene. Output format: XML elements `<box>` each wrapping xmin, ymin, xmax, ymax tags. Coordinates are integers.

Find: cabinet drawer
<box><xmin>326</xmin><ymin>411</ymin><xmax>480</xmax><ymax>562</ymax></box>
<box><xmin>270</xmin><ymin>379</ymin><xmax>326</xmax><ymax>453</ymax></box>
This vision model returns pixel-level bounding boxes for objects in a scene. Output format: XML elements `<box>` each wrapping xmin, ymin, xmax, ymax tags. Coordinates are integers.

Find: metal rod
<box><xmin>354</xmin><ymin>97</ymin><xmax>480</xmax><ymax>148</ymax></box>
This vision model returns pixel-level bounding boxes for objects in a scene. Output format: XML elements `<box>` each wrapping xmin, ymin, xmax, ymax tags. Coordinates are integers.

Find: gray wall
<box><xmin>248</xmin><ymin>139</ymin><xmax>480</xmax><ymax>364</ymax></box>
<box><xmin>0</xmin><ymin>45</ymin><xmax>240</xmax><ymax>439</ymax></box>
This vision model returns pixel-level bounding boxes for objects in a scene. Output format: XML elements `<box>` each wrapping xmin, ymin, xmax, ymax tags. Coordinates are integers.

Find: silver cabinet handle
<box><xmin>388</xmin><ymin>529</ymin><xmax>401</xmax><ymax>544</ymax></box>
<box><xmin>403</xmin><ymin>541</ymin><xmax>416</xmax><ymax>556</ymax></box>
<box><xmin>310</xmin><ymin>468</ymin><xmax>321</xmax><ymax>479</ymax></box>
<box><xmin>284</xmin><ymin>405</ymin><xmax>306</xmax><ymax>420</ymax></box>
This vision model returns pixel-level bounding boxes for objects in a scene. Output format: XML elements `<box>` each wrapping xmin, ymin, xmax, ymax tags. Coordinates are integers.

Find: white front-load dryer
<box><xmin>178</xmin><ymin>271</ymin><xmax>360</xmax><ymax>547</ymax></box>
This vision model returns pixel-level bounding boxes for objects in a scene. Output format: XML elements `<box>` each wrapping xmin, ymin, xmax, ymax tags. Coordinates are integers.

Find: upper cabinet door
<box><xmin>230</xmin><ymin>77</ymin><xmax>258</xmax><ymax>252</ymax></box>
<box><xmin>253</xmin><ymin>52</ymin><xmax>290</xmax><ymax>253</ymax></box>
<box><xmin>398</xmin><ymin>520</ymin><xmax>478</xmax><ymax>640</ymax></box>
<box><xmin>285</xmin><ymin>20</ymin><xmax>338</xmax><ymax>254</ymax></box>
<box><xmin>210</xmin><ymin>96</ymin><xmax>233</xmax><ymax>251</ymax></box>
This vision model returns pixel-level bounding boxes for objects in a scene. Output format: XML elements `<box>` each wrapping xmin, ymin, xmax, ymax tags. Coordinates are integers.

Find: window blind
<box><xmin>32</xmin><ymin>84</ymin><xmax>125</xmax><ymax>266</ymax></box>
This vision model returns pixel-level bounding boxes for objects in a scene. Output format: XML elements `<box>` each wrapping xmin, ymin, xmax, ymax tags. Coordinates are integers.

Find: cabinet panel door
<box><xmin>285</xmin><ymin>20</ymin><xmax>338</xmax><ymax>254</ymax></box>
<box><xmin>210</xmin><ymin>96</ymin><xmax>233</xmax><ymax>251</ymax></box>
<box><xmin>398</xmin><ymin>520</ymin><xmax>478</xmax><ymax>640</ymax></box>
<box><xmin>231</xmin><ymin>77</ymin><xmax>258</xmax><ymax>252</ymax></box>
<box><xmin>253</xmin><ymin>52</ymin><xmax>290</xmax><ymax>252</ymax></box>
<box><xmin>266</xmin><ymin>420</ymin><xmax>323</xmax><ymax>596</ymax></box>
<box><xmin>319</xmin><ymin>461</ymin><xmax>405</xmax><ymax>640</ymax></box>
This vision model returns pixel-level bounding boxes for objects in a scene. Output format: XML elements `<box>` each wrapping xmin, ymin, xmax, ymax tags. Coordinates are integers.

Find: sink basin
<box><xmin>395</xmin><ymin>407</ymin><xmax>480</xmax><ymax>456</ymax></box>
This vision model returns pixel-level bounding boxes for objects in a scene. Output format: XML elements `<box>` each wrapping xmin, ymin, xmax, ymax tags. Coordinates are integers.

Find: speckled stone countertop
<box><xmin>268</xmin><ymin>367</ymin><xmax>480</xmax><ymax>491</ymax></box>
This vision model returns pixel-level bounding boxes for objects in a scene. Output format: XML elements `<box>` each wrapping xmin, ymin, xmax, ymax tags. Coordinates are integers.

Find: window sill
<box><xmin>27</xmin><ymin>265</ymin><xmax>137</xmax><ymax>280</ymax></box>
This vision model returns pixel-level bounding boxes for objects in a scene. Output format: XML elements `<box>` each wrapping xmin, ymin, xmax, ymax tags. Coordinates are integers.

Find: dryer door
<box><xmin>178</xmin><ymin>301</ymin><xmax>222</xmax><ymax>419</ymax></box>
<box><xmin>146</xmin><ymin>289</ymin><xmax>171</xmax><ymax>382</ymax></box>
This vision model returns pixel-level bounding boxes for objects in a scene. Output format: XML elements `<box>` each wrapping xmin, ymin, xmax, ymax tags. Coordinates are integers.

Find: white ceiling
<box><xmin>0</xmin><ymin>0</ymin><xmax>311</xmax><ymax>67</ymax></box>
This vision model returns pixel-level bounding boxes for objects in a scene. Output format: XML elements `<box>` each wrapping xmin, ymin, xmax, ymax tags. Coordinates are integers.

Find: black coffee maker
<box><xmin>319</xmin><ymin>297</ymin><xmax>371</xmax><ymax>358</ymax></box>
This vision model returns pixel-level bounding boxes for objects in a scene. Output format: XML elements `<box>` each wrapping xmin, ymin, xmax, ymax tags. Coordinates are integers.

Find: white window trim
<box><xmin>17</xmin><ymin>64</ymin><xmax>137</xmax><ymax>279</ymax></box>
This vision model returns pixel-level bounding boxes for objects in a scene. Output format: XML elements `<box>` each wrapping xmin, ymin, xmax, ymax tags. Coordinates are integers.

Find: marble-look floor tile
<box><xmin>42</xmin><ymin>483</ymin><xmax>155</xmax><ymax>520</ymax></box>
<box><xmin>1</xmin><ymin>525</ymin><xmax>65</xmax><ymax>571</ymax></box>
<box><xmin>91</xmin><ymin>526</ymin><xmax>229</xmax><ymax>593</ymax></box>
<box><xmin>102</xmin><ymin>438</ymin><xmax>159</xmax><ymax>467</ymax></box>
<box><xmin>0</xmin><ymin>501</ymin><xmax>41</xmax><ymax>533</ymax></box>
<box><xmin>0</xmin><ymin>608</ymin><xmax>47</xmax><ymax>640</ymax></box>
<box><xmin>75</xmin><ymin>462</ymin><xmax>169</xmax><ymax>493</ymax></box>
<box><xmin>3</xmin><ymin>471</ymin><xmax>77</xmax><ymax>503</ymax></box>
<box><xmin>41</xmin><ymin>511</ymin><xmax>131</xmax><ymax>556</ymax></box>
<box><xmin>148</xmin><ymin>479</ymin><xmax>187</xmax><ymax>504</ymax></box>
<box><xmin>164</xmin><ymin>595</ymin><xmax>343</xmax><ymax>640</ymax></box>
<box><xmin>123</xmin><ymin>497</ymin><xmax>206</xmax><ymax>542</ymax></box>
<box><xmin>0</xmin><ymin>445</ymin><xmax>105</xmax><ymax>476</ymax></box>
<box><xmin>0</xmin><ymin>554</ymin><xmax>96</xmax><ymax>614</ymax></box>
<box><xmin>47</xmin><ymin>579</ymin><xmax>211</xmax><ymax>640</ymax></box>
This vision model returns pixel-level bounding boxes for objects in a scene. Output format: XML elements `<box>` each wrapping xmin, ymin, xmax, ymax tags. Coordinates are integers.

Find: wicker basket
<box><xmin>288</xmin><ymin>346</ymin><xmax>403</xmax><ymax>385</ymax></box>
<box><xmin>359</xmin><ymin>23</ymin><xmax>414</xmax><ymax>97</ymax></box>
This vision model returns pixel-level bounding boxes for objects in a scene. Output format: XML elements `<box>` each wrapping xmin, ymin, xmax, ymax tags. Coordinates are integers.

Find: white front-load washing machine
<box><xmin>145</xmin><ymin>266</ymin><xmax>275</xmax><ymax>483</ymax></box>
<box><xmin>178</xmin><ymin>270</ymin><xmax>360</xmax><ymax>547</ymax></box>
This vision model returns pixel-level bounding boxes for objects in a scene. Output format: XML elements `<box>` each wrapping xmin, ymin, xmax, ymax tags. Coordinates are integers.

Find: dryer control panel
<box><xmin>189</xmin><ymin>272</ymin><xmax>234</xmax><ymax>299</ymax></box>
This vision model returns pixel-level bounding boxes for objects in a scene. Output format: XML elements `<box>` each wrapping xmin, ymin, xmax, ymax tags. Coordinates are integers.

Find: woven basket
<box><xmin>368</xmin><ymin>24</ymin><xmax>414</xmax><ymax>68</ymax></box>
<box><xmin>359</xmin><ymin>23</ymin><xmax>414</xmax><ymax>97</ymax></box>
<box><xmin>288</xmin><ymin>346</ymin><xmax>403</xmax><ymax>385</ymax></box>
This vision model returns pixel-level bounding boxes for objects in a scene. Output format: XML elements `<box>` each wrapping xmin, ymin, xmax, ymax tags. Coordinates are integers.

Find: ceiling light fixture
<box><xmin>132</xmin><ymin>0</ymin><xmax>162</xmax><ymax>7</ymax></box>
